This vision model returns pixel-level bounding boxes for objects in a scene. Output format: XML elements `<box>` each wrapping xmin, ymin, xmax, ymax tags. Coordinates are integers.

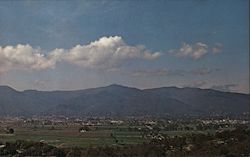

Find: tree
<box><xmin>8</xmin><ymin>128</ymin><xmax>14</xmax><ymax>134</ymax></box>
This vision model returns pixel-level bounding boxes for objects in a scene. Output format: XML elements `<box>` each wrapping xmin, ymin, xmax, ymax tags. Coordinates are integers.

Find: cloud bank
<box><xmin>0</xmin><ymin>36</ymin><xmax>222</xmax><ymax>75</ymax></box>
<box><xmin>0</xmin><ymin>36</ymin><xmax>161</xmax><ymax>74</ymax></box>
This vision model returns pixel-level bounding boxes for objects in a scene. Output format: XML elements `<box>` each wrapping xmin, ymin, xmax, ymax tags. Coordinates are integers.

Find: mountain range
<box><xmin>0</xmin><ymin>84</ymin><xmax>249</xmax><ymax>117</ymax></box>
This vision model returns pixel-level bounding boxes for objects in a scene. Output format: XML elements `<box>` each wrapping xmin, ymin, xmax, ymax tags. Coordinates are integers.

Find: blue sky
<box><xmin>0</xmin><ymin>0</ymin><xmax>249</xmax><ymax>93</ymax></box>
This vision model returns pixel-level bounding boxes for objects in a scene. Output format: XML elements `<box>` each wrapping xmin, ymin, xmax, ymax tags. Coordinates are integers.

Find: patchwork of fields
<box><xmin>0</xmin><ymin>125</ymin><xmax>149</xmax><ymax>147</ymax></box>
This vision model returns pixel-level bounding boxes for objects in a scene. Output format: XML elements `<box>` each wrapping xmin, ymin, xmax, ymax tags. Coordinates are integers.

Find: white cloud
<box><xmin>212</xmin><ymin>43</ymin><xmax>223</xmax><ymax>53</ymax></box>
<box><xmin>169</xmin><ymin>42</ymin><xmax>209</xmax><ymax>59</ymax></box>
<box><xmin>193</xmin><ymin>42</ymin><xmax>208</xmax><ymax>59</ymax></box>
<box><xmin>0</xmin><ymin>44</ymin><xmax>55</xmax><ymax>74</ymax></box>
<box><xmin>60</xmin><ymin>36</ymin><xmax>161</xmax><ymax>69</ymax></box>
<box><xmin>0</xmin><ymin>37</ymin><xmax>223</xmax><ymax>76</ymax></box>
<box><xmin>0</xmin><ymin>36</ymin><xmax>161</xmax><ymax>74</ymax></box>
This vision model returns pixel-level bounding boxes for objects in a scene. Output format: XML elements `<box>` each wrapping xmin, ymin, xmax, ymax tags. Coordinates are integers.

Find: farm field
<box><xmin>0</xmin><ymin>125</ymin><xmax>148</xmax><ymax>148</ymax></box>
<box><xmin>0</xmin><ymin>125</ymin><xmax>218</xmax><ymax>148</ymax></box>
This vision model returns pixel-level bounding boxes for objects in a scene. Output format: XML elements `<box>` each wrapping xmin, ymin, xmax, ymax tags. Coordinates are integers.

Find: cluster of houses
<box><xmin>0</xmin><ymin>115</ymin><xmax>249</xmax><ymax>135</ymax></box>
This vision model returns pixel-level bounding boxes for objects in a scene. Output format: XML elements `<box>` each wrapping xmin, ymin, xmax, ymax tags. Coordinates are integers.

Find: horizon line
<box><xmin>0</xmin><ymin>83</ymin><xmax>248</xmax><ymax>95</ymax></box>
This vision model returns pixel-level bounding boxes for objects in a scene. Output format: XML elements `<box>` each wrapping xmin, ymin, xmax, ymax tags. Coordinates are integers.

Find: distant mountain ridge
<box><xmin>0</xmin><ymin>84</ymin><xmax>249</xmax><ymax>117</ymax></box>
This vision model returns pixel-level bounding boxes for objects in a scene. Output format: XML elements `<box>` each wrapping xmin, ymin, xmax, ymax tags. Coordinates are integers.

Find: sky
<box><xmin>0</xmin><ymin>0</ymin><xmax>249</xmax><ymax>93</ymax></box>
